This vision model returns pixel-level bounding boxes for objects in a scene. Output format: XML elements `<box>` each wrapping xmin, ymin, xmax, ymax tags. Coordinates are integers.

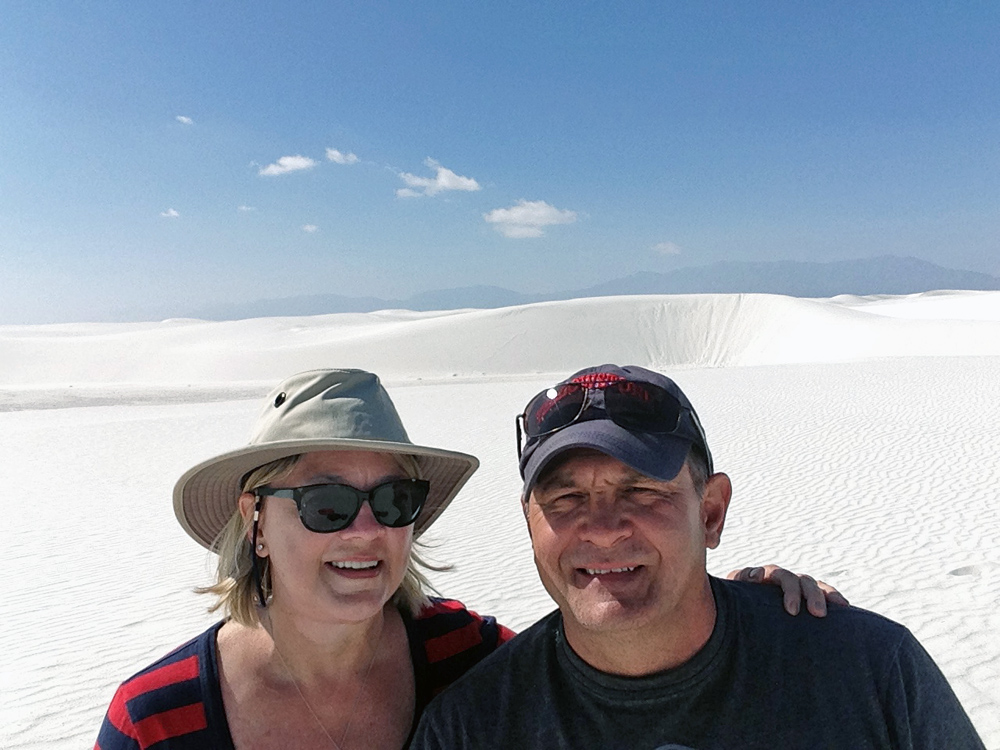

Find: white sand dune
<box><xmin>832</xmin><ymin>289</ymin><xmax>1000</xmax><ymax>320</ymax></box>
<box><xmin>4</xmin><ymin>292</ymin><xmax>1000</xmax><ymax>390</ymax></box>
<box><xmin>4</xmin><ymin>291</ymin><xmax>999</xmax><ymax>748</ymax></box>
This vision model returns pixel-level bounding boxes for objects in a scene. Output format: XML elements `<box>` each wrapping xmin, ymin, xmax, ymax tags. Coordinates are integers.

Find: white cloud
<box><xmin>302</xmin><ymin>224</ymin><xmax>319</xmax><ymax>233</ymax></box>
<box><xmin>326</xmin><ymin>148</ymin><xmax>359</xmax><ymax>165</ymax></box>
<box><xmin>160</xmin><ymin>208</ymin><xmax>180</xmax><ymax>218</ymax></box>
<box><xmin>397</xmin><ymin>158</ymin><xmax>480</xmax><ymax>197</ymax></box>
<box><xmin>654</xmin><ymin>241</ymin><xmax>683</xmax><ymax>255</ymax></box>
<box><xmin>238</xmin><ymin>205</ymin><xmax>256</xmax><ymax>212</ymax></box>
<box><xmin>175</xmin><ymin>115</ymin><xmax>193</xmax><ymax>125</ymax></box>
<box><xmin>483</xmin><ymin>199</ymin><xmax>577</xmax><ymax>238</ymax></box>
<box><xmin>259</xmin><ymin>155</ymin><xmax>318</xmax><ymax>176</ymax></box>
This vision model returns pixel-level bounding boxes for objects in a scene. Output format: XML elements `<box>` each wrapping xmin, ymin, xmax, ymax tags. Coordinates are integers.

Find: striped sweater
<box><xmin>96</xmin><ymin>599</ymin><xmax>515</xmax><ymax>749</ymax></box>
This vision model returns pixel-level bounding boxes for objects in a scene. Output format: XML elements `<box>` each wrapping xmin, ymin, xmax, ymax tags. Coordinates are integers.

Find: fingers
<box><xmin>732</xmin><ymin>565</ymin><xmax>804</xmax><ymax>614</ymax></box>
<box><xmin>796</xmin><ymin>574</ymin><xmax>827</xmax><ymax>617</ymax></box>
<box><xmin>818</xmin><ymin>580</ymin><xmax>850</xmax><ymax>608</ymax></box>
<box><xmin>761</xmin><ymin>565</ymin><xmax>807</xmax><ymax>616</ymax></box>
<box><xmin>797</xmin><ymin>574</ymin><xmax>852</xmax><ymax>614</ymax></box>
<box><xmin>726</xmin><ymin>566</ymin><xmax>765</xmax><ymax>582</ymax></box>
<box><xmin>729</xmin><ymin>564</ymin><xmax>851</xmax><ymax>616</ymax></box>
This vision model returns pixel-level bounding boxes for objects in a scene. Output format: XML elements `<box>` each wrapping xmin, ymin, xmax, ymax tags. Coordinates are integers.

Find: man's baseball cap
<box><xmin>518</xmin><ymin>364</ymin><xmax>713</xmax><ymax>499</ymax></box>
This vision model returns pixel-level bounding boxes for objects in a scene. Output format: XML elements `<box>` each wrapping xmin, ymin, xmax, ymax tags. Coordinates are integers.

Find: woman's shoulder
<box><xmin>95</xmin><ymin>621</ymin><xmax>229</xmax><ymax>750</ymax></box>
<box><xmin>117</xmin><ymin>620</ymin><xmax>224</xmax><ymax>692</ymax></box>
<box><xmin>410</xmin><ymin>597</ymin><xmax>516</xmax><ymax>650</ymax></box>
<box><xmin>404</xmin><ymin>598</ymin><xmax>516</xmax><ymax>709</ymax></box>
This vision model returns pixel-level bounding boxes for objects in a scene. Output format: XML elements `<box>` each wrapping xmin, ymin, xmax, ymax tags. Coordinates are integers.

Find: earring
<box><xmin>256</xmin><ymin>543</ymin><xmax>264</xmax><ymax>551</ymax></box>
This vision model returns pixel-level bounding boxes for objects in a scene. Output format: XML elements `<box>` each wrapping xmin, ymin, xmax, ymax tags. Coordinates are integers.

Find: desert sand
<box><xmin>3</xmin><ymin>291</ymin><xmax>998</xmax><ymax>748</ymax></box>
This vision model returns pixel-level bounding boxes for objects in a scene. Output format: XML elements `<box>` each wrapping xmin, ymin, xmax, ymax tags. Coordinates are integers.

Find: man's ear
<box><xmin>701</xmin><ymin>473</ymin><xmax>732</xmax><ymax>550</ymax></box>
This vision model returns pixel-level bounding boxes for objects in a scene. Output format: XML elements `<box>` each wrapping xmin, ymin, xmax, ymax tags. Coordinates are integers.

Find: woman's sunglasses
<box><xmin>255</xmin><ymin>478</ymin><xmax>430</xmax><ymax>533</ymax></box>
<box><xmin>515</xmin><ymin>379</ymin><xmax>705</xmax><ymax>459</ymax></box>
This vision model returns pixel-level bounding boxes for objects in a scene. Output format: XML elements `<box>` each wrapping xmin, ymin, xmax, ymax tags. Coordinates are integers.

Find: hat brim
<box><xmin>173</xmin><ymin>438</ymin><xmax>479</xmax><ymax>550</ymax></box>
<box><xmin>521</xmin><ymin>420</ymin><xmax>691</xmax><ymax>500</ymax></box>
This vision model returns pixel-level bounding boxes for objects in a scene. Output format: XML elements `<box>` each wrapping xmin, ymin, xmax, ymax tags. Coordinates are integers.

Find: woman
<box><xmin>96</xmin><ymin>369</ymin><xmax>841</xmax><ymax>749</ymax></box>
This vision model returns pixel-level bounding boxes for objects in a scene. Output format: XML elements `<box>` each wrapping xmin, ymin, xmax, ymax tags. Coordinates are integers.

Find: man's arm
<box><xmin>883</xmin><ymin>631</ymin><xmax>985</xmax><ymax>749</ymax></box>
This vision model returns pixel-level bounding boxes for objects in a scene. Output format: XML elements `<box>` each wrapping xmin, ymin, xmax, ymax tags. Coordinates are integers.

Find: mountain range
<box><xmin>191</xmin><ymin>255</ymin><xmax>1000</xmax><ymax>320</ymax></box>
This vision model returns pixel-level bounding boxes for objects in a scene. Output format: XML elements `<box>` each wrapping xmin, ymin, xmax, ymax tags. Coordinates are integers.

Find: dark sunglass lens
<box><xmin>523</xmin><ymin>385</ymin><xmax>586</xmax><ymax>437</ymax></box>
<box><xmin>604</xmin><ymin>381</ymin><xmax>681</xmax><ymax>432</ymax></box>
<box><xmin>300</xmin><ymin>486</ymin><xmax>359</xmax><ymax>532</ymax></box>
<box><xmin>370</xmin><ymin>480</ymin><xmax>428</xmax><ymax>527</ymax></box>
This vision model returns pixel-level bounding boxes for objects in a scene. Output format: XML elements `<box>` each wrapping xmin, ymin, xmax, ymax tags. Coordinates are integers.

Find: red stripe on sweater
<box><xmin>134</xmin><ymin>702</ymin><xmax>208</xmax><ymax>747</ymax></box>
<box><xmin>424</xmin><ymin>620</ymin><xmax>484</xmax><ymax>664</ymax></box>
<box><xmin>105</xmin><ymin>687</ymin><xmax>140</xmax><ymax>739</ymax></box>
<box><xmin>421</xmin><ymin>599</ymin><xmax>466</xmax><ymax>616</ymax></box>
<box><xmin>127</xmin><ymin>655</ymin><xmax>200</xmax><ymax>697</ymax></box>
<box><xmin>497</xmin><ymin>624</ymin><xmax>517</xmax><ymax>644</ymax></box>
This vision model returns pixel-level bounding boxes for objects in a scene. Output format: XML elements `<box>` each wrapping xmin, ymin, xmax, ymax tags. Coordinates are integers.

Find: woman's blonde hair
<box><xmin>197</xmin><ymin>452</ymin><xmax>440</xmax><ymax>626</ymax></box>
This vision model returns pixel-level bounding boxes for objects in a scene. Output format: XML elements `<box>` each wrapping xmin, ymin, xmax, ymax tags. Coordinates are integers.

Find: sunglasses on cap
<box><xmin>515</xmin><ymin>377</ymin><xmax>707</xmax><ymax>459</ymax></box>
<box><xmin>254</xmin><ymin>478</ymin><xmax>430</xmax><ymax>533</ymax></box>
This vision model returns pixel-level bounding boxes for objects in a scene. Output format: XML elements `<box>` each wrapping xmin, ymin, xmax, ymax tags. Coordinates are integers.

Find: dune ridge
<box><xmin>2</xmin><ymin>292</ymin><xmax>1000</xmax><ymax>388</ymax></box>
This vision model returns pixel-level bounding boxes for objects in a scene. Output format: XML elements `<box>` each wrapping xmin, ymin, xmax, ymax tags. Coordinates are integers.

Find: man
<box><xmin>412</xmin><ymin>364</ymin><xmax>984</xmax><ymax>749</ymax></box>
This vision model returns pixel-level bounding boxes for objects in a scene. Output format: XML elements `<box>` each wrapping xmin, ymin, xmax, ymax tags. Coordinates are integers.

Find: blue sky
<box><xmin>2</xmin><ymin>2</ymin><xmax>999</xmax><ymax>323</ymax></box>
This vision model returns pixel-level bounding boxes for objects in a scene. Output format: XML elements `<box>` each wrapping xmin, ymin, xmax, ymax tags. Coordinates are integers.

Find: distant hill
<box><xmin>191</xmin><ymin>286</ymin><xmax>537</xmax><ymax>319</ymax></box>
<box><xmin>575</xmin><ymin>256</ymin><xmax>1000</xmax><ymax>298</ymax></box>
<box><xmin>191</xmin><ymin>256</ymin><xmax>1000</xmax><ymax>320</ymax></box>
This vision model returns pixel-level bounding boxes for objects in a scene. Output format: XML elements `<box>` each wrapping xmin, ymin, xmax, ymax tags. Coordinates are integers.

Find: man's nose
<box><xmin>578</xmin><ymin>501</ymin><xmax>631</xmax><ymax>547</ymax></box>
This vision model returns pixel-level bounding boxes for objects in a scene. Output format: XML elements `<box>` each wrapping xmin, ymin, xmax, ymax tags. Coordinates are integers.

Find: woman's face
<box><xmin>248</xmin><ymin>450</ymin><xmax>415</xmax><ymax>625</ymax></box>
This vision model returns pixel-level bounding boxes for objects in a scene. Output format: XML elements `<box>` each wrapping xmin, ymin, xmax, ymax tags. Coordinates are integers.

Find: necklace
<box><xmin>268</xmin><ymin>613</ymin><xmax>386</xmax><ymax>750</ymax></box>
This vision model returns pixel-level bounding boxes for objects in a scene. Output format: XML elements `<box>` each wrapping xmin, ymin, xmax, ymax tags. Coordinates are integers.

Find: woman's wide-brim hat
<box><xmin>174</xmin><ymin>369</ymin><xmax>479</xmax><ymax>550</ymax></box>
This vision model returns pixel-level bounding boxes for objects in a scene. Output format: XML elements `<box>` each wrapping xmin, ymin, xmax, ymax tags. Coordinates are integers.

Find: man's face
<box><xmin>525</xmin><ymin>449</ymin><xmax>730</xmax><ymax>637</ymax></box>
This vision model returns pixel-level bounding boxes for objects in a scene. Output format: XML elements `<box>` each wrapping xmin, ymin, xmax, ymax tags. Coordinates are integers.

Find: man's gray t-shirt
<box><xmin>411</xmin><ymin>577</ymin><xmax>983</xmax><ymax>749</ymax></box>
